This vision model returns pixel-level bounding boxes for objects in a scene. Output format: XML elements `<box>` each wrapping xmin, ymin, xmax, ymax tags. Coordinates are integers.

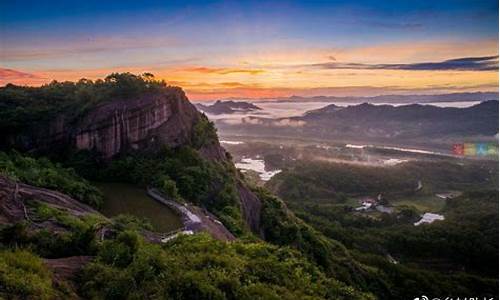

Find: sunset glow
<box><xmin>1</xmin><ymin>1</ymin><xmax>498</xmax><ymax>100</ymax></box>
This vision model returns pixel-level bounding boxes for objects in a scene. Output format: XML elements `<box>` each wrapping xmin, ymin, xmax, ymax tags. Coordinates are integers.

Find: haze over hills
<box><xmin>1</xmin><ymin>0</ymin><xmax>499</xmax><ymax>298</ymax></box>
<box><xmin>195</xmin><ymin>100</ymin><xmax>262</xmax><ymax>114</ymax></box>
<box><xmin>221</xmin><ymin>92</ymin><xmax>499</xmax><ymax>104</ymax></box>
<box><xmin>0</xmin><ymin>74</ymin><xmax>498</xmax><ymax>299</ymax></box>
<box><xmin>212</xmin><ymin>100</ymin><xmax>499</xmax><ymax>152</ymax></box>
<box><xmin>298</xmin><ymin>100</ymin><xmax>499</xmax><ymax>137</ymax></box>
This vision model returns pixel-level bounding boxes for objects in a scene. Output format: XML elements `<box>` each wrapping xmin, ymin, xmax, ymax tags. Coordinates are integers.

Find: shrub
<box><xmin>0</xmin><ymin>249</ymin><xmax>58</xmax><ymax>299</ymax></box>
<box><xmin>0</xmin><ymin>151</ymin><xmax>103</xmax><ymax>207</ymax></box>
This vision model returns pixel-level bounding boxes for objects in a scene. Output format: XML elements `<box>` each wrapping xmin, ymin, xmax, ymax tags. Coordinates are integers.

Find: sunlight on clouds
<box><xmin>2</xmin><ymin>38</ymin><xmax>497</xmax><ymax>100</ymax></box>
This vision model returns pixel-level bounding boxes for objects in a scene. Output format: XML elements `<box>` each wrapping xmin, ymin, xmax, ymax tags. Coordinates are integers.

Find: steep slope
<box><xmin>0</xmin><ymin>75</ymin><xmax>260</xmax><ymax>236</ymax></box>
<box><xmin>1</xmin><ymin>86</ymin><xmax>225</xmax><ymax>161</ymax></box>
<box><xmin>0</xmin><ymin>75</ymin><xmax>379</xmax><ymax>299</ymax></box>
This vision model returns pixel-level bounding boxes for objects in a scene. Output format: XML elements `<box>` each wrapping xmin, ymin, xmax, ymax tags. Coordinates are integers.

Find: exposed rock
<box><xmin>147</xmin><ymin>188</ymin><xmax>235</xmax><ymax>241</ymax></box>
<box><xmin>1</xmin><ymin>86</ymin><xmax>263</xmax><ymax>234</ymax></box>
<box><xmin>0</xmin><ymin>175</ymin><xmax>99</xmax><ymax>226</ymax></box>
<box><xmin>44</xmin><ymin>256</ymin><xmax>93</xmax><ymax>281</ymax></box>
<box><xmin>237</xmin><ymin>182</ymin><xmax>261</xmax><ymax>234</ymax></box>
<box><xmin>5</xmin><ymin>88</ymin><xmax>203</xmax><ymax>159</ymax></box>
<box><xmin>75</xmin><ymin>89</ymin><xmax>200</xmax><ymax>158</ymax></box>
<box><xmin>44</xmin><ymin>256</ymin><xmax>93</xmax><ymax>299</ymax></box>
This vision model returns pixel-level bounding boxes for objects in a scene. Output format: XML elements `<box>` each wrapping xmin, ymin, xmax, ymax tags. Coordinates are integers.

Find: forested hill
<box><xmin>0</xmin><ymin>73</ymin><xmax>374</xmax><ymax>299</ymax></box>
<box><xmin>299</xmin><ymin>101</ymin><xmax>498</xmax><ymax>137</ymax></box>
<box><xmin>0</xmin><ymin>73</ymin><xmax>497</xmax><ymax>299</ymax></box>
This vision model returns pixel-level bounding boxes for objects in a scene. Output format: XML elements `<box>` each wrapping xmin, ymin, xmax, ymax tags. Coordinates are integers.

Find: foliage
<box><xmin>91</xmin><ymin>146</ymin><xmax>247</xmax><ymax>235</ymax></box>
<box><xmin>266</xmin><ymin>158</ymin><xmax>499</xmax><ymax>299</ymax></box>
<box><xmin>156</xmin><ymin>175</ymin><xmax>180</xmax><ymax>200</ymax></box>
<box><xmin>253</xmin><ymin>187</ymin><xmax>392</xmax><ymax>293</ymax></box>
<box><xmin>111</xmin><ymin>214</ymin><xmax>154</xmax><ymax>232</ymax></box>
<box><xmin>79</xmin><ymin>233</ymin><xmax>374</xmax><ymax>300</ymax></box>
<box><xmin>0</xmin><ymin>73</ymin><xmax>169</xmax><ymax>137</ymax></box>
<box><xmin>0</xmin><ymin>151</ymin><xmax>103</xmax><ymax>207</ymax></box>
<box><xmin>32</xmin><ymin>202</ymin><xmax>107</xmax><ymax>231</ymax></box>
<box><xmin>0</xmin><ymin>203</ymin><xmax>106</xmax><ymax>259</ymax></box>
<box><xmin>192</xmin><ymin>114</ymin><xmax>219</xmax><ymax>149</ymax></box>
<box><xmin>267</xmin><ymin>159</ymin><xmax>497</xmax><ymax>201</ymax></box>
<box><xmin>385</xmin><ymin>190</ymin><xmax>499</xmax><ymax>276</ymax></box>
<box><xmin>0</xmin><ymin>249</ymin><xmax>60</xmax><ymax>299</ymax></box>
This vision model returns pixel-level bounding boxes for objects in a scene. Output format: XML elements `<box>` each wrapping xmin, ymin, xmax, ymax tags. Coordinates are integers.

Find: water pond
<box><xmin>96</xmin><ymin>182</ymin><xmax>183</xmax><ymax>232</ymax></box>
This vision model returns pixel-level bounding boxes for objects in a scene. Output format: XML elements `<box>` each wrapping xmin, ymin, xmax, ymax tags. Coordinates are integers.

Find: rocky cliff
<box><xmin>11</xmin><ymin>88</ymin><xmax>224</xmax><ymax>161</ymax></box>
<box><xmin>1</xmin><ymin>84</ymin><xmax>262</xmax><ymax>235</ymax></box>
<box><xmin>75</xmin><ymin>89</ymin><xmax>196</xmax><ymax>158</ymax></box>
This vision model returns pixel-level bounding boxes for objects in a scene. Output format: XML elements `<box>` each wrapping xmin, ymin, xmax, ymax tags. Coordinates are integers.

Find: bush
<box><xmin>79</xmin><ymin>233</ymin><xmax>374</xmax><ymax>300</ymax></box>
<box><xmin>0</xmin><ymin>151</ymin><xmax>103</xmax><ymax>207</ymax></box>
<box><xmin>0</xmin><ymin>249</ymin><xmax>59</xmax><ymax>299</ymax></box>
<box><xmin>156</xmin><ymin>175</ymin><xmax>180</xmax><ymax>200</ymax></box>
<box><xmin>192</xmin><ymin>115</ymin><xmax>218</xmax><ymax>149</ymax></box>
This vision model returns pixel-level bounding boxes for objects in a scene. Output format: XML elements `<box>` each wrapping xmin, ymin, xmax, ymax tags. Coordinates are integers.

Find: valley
<box><xmin>2</xmin><ymin>1</ymin><xmax>498</xmax><ymax>299</ymax></box>
<box><xmin>0</xmin><ymin>74</ymin><xmax>497</xmax><ymax>300</ymax></box>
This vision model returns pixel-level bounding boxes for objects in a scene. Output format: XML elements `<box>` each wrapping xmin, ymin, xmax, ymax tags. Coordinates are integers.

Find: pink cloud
<box><xmin>0</xmin><ymin>68</ymin><xmax>47</xmax><ymax>86</ymax></box>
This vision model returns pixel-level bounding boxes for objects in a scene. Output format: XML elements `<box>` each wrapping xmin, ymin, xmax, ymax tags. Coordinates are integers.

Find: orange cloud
<box><xmin>2</xmin><ymin>37</ymin><xmax>497</xmax><ymax>100</ymax></box>
<box><xmin>179</xmin><ymin>67</ymin><xmax>265</xmax><ymax>75</ymax></box>
<box><xmin>0</xmin><ymin>68</ymin><xmax>48</xmax><ymax>85</ymax></box>
<box><xmin>185</xmin><ymin>82</ymin><xmax>499</xmax><ymax>101</ymax></box>
<box><xmin>228</xmin><ymin>39</ymin><xmax>499</xmax><ymax>67</ymax></box>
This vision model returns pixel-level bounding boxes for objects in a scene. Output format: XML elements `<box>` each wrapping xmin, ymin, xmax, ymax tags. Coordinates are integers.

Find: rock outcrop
<box><xmin>2</xmin><ymin>87</ymin><xmax>263</xmax><ymax>234</ymax></box>
<box><xmin>0</xmin><ymin>175</ymin><xmax>99</xmax><ymax>226</ymax></box>
<box><xmin>75</xmin><ymin>90</ymin><xmax>198</xmax><ymax>158</ymax></box>
<box><xmin>237</xmin><ymin>182</ymin><xmax>262</xmax><ymax>234</ymax></box>
<box><xmin>16</xmin><ymin>88</ymin><xmax>199</xmax><ymax>158</ymax></box>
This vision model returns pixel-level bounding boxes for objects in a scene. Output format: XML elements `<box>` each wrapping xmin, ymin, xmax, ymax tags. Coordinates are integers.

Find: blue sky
<box><xmin>0</xmin><ymin>0</ymin><xmax>498</xmax><ymax>99</ymax></box>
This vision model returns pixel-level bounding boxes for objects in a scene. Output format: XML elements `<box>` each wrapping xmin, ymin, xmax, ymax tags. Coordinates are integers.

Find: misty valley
<box><xmin>2</xmin><ymin>0</ymin><xmax>500</xmax><ymax>298</ymax></box>
<box><xmin>0</xmin><ymin>75</ymin><xmax>497</xmax><ymax>300</ymax></box>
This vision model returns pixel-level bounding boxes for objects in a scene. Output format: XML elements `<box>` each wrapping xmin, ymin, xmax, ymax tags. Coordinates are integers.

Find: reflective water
<box><xmin>97</xmin><ymin>182</ymin><xmax>183</xmax><ymax>232</ymax></box>
<box><xmin>235</xmin><ymin>158</ymin><xmax>281</xmax><ymax>181</ymax></box>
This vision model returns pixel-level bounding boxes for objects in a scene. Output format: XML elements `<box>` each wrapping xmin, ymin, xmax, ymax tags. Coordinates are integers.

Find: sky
<box><xmin>0</xmin><ymin>0</ymin><xmax>498</xmax><ymax>100</ymax></box>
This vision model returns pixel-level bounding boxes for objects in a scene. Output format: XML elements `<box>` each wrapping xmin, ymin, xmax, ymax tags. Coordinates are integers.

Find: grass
<box><xmin>32</xmin><ymin>202</ymin><xmax>107</xmax><ymax>230</ymax></box>
<box><xmin>392</xmin><ymin>195</ymin><xmax>446</xmax><ymax>213</ymax></box>
<box><xmin>0</xmin><ymin>249</ymin><xmax>57</xmax><ymax>299</ymax></box>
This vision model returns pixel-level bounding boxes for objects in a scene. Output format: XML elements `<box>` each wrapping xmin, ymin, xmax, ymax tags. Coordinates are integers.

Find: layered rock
<box><xmin>21</xmin><ymin>88</ymin><xmax>195</xmax><ymax>158</ymax></box>
<box><xmin>0</xmin><ymin>175</ymin><xmax>100</xmax><ymax>227</ymax></box>
<box><xmin>2</xmin><ymin>87</ymin><xmax>262</xmax><ymax>234</ymax></box>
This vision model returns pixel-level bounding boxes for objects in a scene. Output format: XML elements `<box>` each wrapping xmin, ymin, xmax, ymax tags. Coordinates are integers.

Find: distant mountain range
<box><xmin>215</xmin><ymin>100</ymin><xmax>499</xmax><ymax>149</ymax></box>
<box><xmin>296</xmin><ymin>100</ymin><xmax>499</xmax><ymax>139</ymax></box>
<box><xmin>227</xmin><ymin>92</ymin><xmax>499</xmax><ymax>104</ymax></box>
<box><xmin>195</xmin><ymin>100</ymin><xmax>262</xmax><ymax>114</ymax></box>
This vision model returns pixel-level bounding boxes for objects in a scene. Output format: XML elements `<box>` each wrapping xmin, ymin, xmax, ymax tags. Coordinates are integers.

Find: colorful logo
<box><xmin>453</xmin><ymin>143</ymin><xmax>498</xmax><ymax>156</ymax></box>
<box><xmin>452</xmin><ymin>144</ymin><xmax>464</xmax><ymax>155</ymax></box>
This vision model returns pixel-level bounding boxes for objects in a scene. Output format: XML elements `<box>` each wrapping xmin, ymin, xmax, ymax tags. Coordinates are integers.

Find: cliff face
<box><xmin>9</xmin><ymin>87</ymin><xmax>229</xmax><ymax>162</ymax></box>
<box><xmin>43</xmin><ymin>89</ymin><xmax>197</xmax><ymax>158</ymax></box>
<box><xmin>75</xmin><ymin>92</ymin><xmax>192</xmax><ymax>158</ymax></box>
<box><xmin>4</xmin><ymin>87</ymin><xmax>261</xmax><ymax>234</ymax></box>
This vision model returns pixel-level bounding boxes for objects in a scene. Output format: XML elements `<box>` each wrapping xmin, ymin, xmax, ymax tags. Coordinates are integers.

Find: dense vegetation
<box><xmin>267</xmin><ymin>159</ymin><xmax>497</xmax><ymax>201</ymax></box>
<box><xmin>1</xmin><ymin>74</ymin><xmax>497</xmax><ymax>299</ymax></box>
<box><xmin>0</xmin><ymin>73</ymin><xmax>168</xmax><ymax>137</ymax></box>
<box><xmin>0</xmin><ymin>249</ymin><xmax>67</xmax><ymax>299</ymax></box>
<box><xmin>266</xmin><ymin>159</ymin><xmax>499</xmax><ymax>299</ymax></box>
<box><xmin>79</xmin><ymin>232</ymin><xmax>373</xmax><ymax>300</ymax></box>
<box><xmin>0</xmin><ymin>201</ymin><xmax>372</xmax><ymax>299</ymax></box>
<box><xmin>0</xmin><ymin>151</ymin><xmax>103</xmax><ymax>207</ymax></box>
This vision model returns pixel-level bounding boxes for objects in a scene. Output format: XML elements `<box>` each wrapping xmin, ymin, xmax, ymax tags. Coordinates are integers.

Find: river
<box><xmin>96</xmin><ymin>182</ymin><xmax>183</xmax><ymax>232</ymax></box>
